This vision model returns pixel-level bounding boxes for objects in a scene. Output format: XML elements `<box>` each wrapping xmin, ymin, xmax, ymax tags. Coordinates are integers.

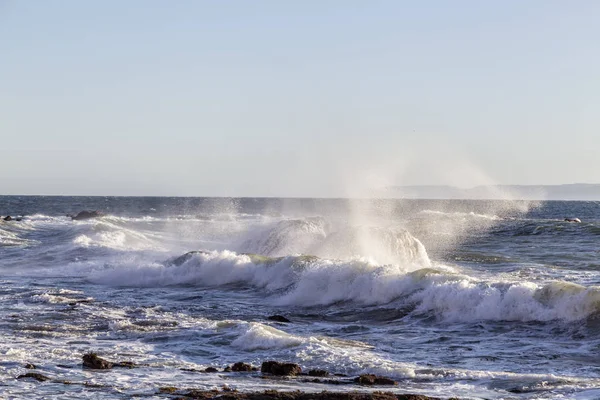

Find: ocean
<box><xmin>1</xmin><ymin>196</ymin><xmax>599</xmax><ymax>399</ymax></box>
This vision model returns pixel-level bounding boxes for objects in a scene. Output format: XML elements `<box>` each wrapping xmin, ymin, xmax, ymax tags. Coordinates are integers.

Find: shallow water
<box><xmin>1</xmin><ymin>197</ymin><xmax>600</xmax><ymax>399</ymax></box>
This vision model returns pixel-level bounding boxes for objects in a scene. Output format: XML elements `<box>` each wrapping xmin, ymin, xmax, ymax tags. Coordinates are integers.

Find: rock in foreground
<box><xmin>261</xmin><ymin>361</ymin><xmax>302</xmax><ymax>376</ymax></box>
<box><xmin>355</xmin><ymin>374</ymin><xmax>398</xmax><ymax>386</ymax></box>
<box><xmin>175</xmin><ymin>389</ymin><xmax>441</xmax><ymax>399</ymax></box>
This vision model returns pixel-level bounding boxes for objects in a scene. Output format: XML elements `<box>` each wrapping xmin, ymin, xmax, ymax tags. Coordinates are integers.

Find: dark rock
<box><xmin>231</xmin><ymin>362</ymin><xmax>254</xmax><ymax>372</ymax></box>
<box><xmin>3</xmin><ymin>216</ymin><xmax>12</xmax><ymax>221</ymax></box>
<box><xmin>308</xmin><ymin>369</ymin><xmax>329</xmax><ymax>377</ymax></box>
<box><xmin>158</xmin><ymin>386</ymin><xmax>178</xmax><ymax>394</ymax></box>
<box><xmin>223</xmin><ymin>366</ymin><xmax>232</xmax><ymax>372</ymax></box>
<box><xmin>17</xmin><ymin>373</ymin><xmax>50</xmax><ymax>382</ymax></box>
<box><xmin>56</xmin><ymin>364</ymin><xmax>72</xmax><ymax>369</ymax></box>
<box><xmin>354</xmin><ymin>374</ymin><xmax>397</xmax><ymax>386</ymax></box>
<box><xmin>204</xmin><ymin>367</ymin><xmax>219</xmax><ymax>373</ymax></box>
<box><xmin>267</xmin><ymin>315</ymin><xmax>291</xmax><ymax>323</ymax></box>
<box><xmin>24</xmin><ymin>363</ymin><xmax>36</xmax><ymax>369</ymax></box>
<box><xmin>82</xmin><ymin>353</ymin><xmax>113</xmax><ymax>369</ymax></box>
<box><xmin>261</xmin><ymin>361</ymin><xmax>302</xmax><ymax>376</ymax></box>
<box><xmin>163</xmin><ymin>389</ymin><xmax>441</xmax><ymax>399</ymax></box>
<box><xmin>115</xmin><ymin>361</ymin><xmax>136</xmax><ymax>368</ymax></box>
<box><xmin>71</xmin><ymin>210</ymin><xmax>103</xmax><ymax>221</ymax></box>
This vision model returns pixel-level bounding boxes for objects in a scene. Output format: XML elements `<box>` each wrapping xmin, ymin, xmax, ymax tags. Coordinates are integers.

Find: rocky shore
<box><xmin>13</xmin><ymin>354</ymin><xmax>456</xmax><ymax>399</ymax></box>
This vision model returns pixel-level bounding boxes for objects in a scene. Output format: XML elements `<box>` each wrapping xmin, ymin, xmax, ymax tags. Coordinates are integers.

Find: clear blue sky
<box><xmin>1</xmin><ymin>1</ymin><xmax>599</xmax><ymax>196</ymax></box>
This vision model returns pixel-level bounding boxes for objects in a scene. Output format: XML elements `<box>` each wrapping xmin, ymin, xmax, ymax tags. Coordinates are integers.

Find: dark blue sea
<box><xmin>1</xmin><ymin>196</ymin><xmax>599</xmax><ymax>399</ymax></box>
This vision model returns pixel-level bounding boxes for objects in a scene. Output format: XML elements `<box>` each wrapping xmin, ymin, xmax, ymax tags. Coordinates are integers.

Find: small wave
<box><xmin>231</xmin><ymin>322</ymin><xmax>304</xmax><ymax>350</ymax></box>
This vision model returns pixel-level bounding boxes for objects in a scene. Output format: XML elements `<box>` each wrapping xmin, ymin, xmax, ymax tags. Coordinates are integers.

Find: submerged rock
<box><xmin>267</xmin><ymin>315</ymin><xmax>291</xmax><ymax>323</ymax></box>
<box><xmin>17</xmin><ymin>373</ymin><xmax>50</xmax><ymax>382</ymax></box>
<box><xmin>308</xmin><ymin>369</ymin><xmax>329</xmax><ymax>377</ymax></box>
<box><xmin>24</xmin><ymin>363</ymin><xmax>36</xmax><ymax>369</ymax></box>
<box><xmin>82</xmin><ymin>353</ymin><xmax>113</xmax><ymax>369</ymax></box>
<box><xmin>261</xmin><ymin>361</ymin><xmax>302</xmax><ymax>376</ymax></box>
<box><xmin>564</xmin><ymin>217</ymin><xmax>582</xmax><ymax>223</ymax></box>
<box><xmin>158</xmin><ymin>386</ymin><xmax>179</xmax><ymax>394</ymax></box>
<box><xmin>354</xmin><ymin>374</ymin><xmax>397</xmax><ymax>386</ymax></box>
<box><xmin>115</xmin><ymin>361</ymin><xmax>136</xmax><ymax>369</ymax></box>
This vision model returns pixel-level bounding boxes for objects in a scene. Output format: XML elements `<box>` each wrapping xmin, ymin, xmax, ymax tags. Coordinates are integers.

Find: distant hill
<box><xmin>387</xmin><ymin>184</ymin><xmax>600</xmax><ymax>200</ymax></box>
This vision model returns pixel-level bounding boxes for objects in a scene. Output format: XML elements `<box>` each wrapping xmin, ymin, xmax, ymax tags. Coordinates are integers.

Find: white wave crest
<box><xmin>238</xmin><ymin>217</ymin><xmax>430</xmax><ymax>266</ymax></box>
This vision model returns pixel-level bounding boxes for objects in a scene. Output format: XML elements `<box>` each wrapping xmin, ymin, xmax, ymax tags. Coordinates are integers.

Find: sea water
<box><xmin>1</xmin><ymin>196</ymin><xmax>599</xmax><ymax>399</ymax></box>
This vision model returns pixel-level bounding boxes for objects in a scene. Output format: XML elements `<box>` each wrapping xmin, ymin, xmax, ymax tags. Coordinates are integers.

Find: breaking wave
<box><xmin>80</xmin><ymin>250</ymin><xmax>600</xmax><ymax>322</ymax></box>
<box><xmin>237</xmin><ymin>217</ymin><xmax>430</xmax><ymax>265</ymax></box>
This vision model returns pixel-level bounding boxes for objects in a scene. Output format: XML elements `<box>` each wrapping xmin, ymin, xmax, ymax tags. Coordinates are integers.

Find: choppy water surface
<box><xmin>1</xmin><ymin>197</ymin><xmax>599</xmax><ymax>399</ymax></box>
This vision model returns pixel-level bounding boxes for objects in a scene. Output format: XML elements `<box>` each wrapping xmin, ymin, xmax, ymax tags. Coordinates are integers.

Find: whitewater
<box><xmin>1</xmin><ymin>196</ymin><xmax>600</xmax><ymax>399</ymax></box>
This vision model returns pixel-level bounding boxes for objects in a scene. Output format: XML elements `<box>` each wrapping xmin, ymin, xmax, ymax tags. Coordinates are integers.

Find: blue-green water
<box><xmin>1</xmin><ymin>197</ymin><xmax>599</xmax><ymax>399</ymax></box>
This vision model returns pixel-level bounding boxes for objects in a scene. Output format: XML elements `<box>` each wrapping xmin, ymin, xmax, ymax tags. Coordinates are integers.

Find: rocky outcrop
<box><xmin>261</xmin><ymin>361</ymin><xmax>302</xmax><ymax>376</ymax></box>
<box><xmin>231</xmin><ymin>362</ymin><xmax>255</xmax><ymax>372</ymax></box>
<box><xmin>70</xmin><ymin>210</ymin><xmax>103</xmax><ymax>221</ymax></box>
<box><xmin>83</xmin><ymin>353</ymin><xmax>113</xmax><ymax>369</ymax></box>
<box><xmin>82</xmin><ymin>353</ymin><xmax>136</xmax><ymax>369</ymax></box>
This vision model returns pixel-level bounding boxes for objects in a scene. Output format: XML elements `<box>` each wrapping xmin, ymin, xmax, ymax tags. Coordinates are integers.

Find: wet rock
<box><xmin>115</xmin><ymin>361</ymin><xmax>136</xmax><ymax>369</ymax></box>
<box><xmin>204</xmin><ymin>367</ymin><xmax>219</xmax><ymax>373</ymax></box>
<box><xmin>3</xmin><ymin>216</ymin><xmax>12</xmax><ymax>221</ymax></box>
<box><xmin>56</xmin><ymin>364</ymin><xmax>72</xmax><ymax>369</ymax></box>
<box><xmin>158</xmin><ymin>386</ymin><xmax>178</xmax><ymax>394</ymax></box>
<box><xmin>261</xmin><ymin>361</ymin><xmax>302</xmax><ymax>376</ymax></box>
<box><xmin>231</xmin><ymin>362</ymin><xmax>254</xmax><ymax>372</ymax></box>
<box><xmin>354</xmin><ymin>374</ymin><xmax>397</xmax><ymax>386</ymax></box>
<box><xmin>301</xmin><ymin>378</ymin><xmax>352</xmax><ymax>386</ymax></box>
<box><xmin>267</xmin><ymin>315</ymin><xmax>291</xmax><ymax>323</ymax></box>
<box><xmin>17</xmin><ymin>373</ymin><xmax>50</xmax><ymax>382</ymax></box>
<box><xmin>70</xmin><ymin>210</ymin><xmax>103</xmax><ymax>221</ymax></box>
<box><xmin>82</xmin><ymin>353</ymin><xmax>113</xmax><ymax>369</ymax></box>
<box><xmin>166</xmin><ymin>389</ymin><xmax>441</xmax><ymax>399</ymax></box>
<box><xmin>223</xmin><ymin>366</ymin><xmax>232</xmax><ymax>372</ymax></box>
<box><xmin>307</xmin><ymin>369</ymin><xmax>329</xmax><ymax>377</ymax></box>
<box><xmin>24</xmin><ymin>363</ymin><xmax>36</xmax><ymax>369</ymax></box>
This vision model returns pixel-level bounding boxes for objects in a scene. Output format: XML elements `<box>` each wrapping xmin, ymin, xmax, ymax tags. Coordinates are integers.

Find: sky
<box><xmin>1</xmin><ymin>1</ymin><xmax>599</xmax><ymax>197</ymax></box>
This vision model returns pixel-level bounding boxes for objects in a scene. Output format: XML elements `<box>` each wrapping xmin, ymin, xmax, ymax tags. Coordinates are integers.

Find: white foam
<box><xmin>232</xmin><ymin>322</ymin><xmax>304</xmax><ymax>350</ymax></box>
